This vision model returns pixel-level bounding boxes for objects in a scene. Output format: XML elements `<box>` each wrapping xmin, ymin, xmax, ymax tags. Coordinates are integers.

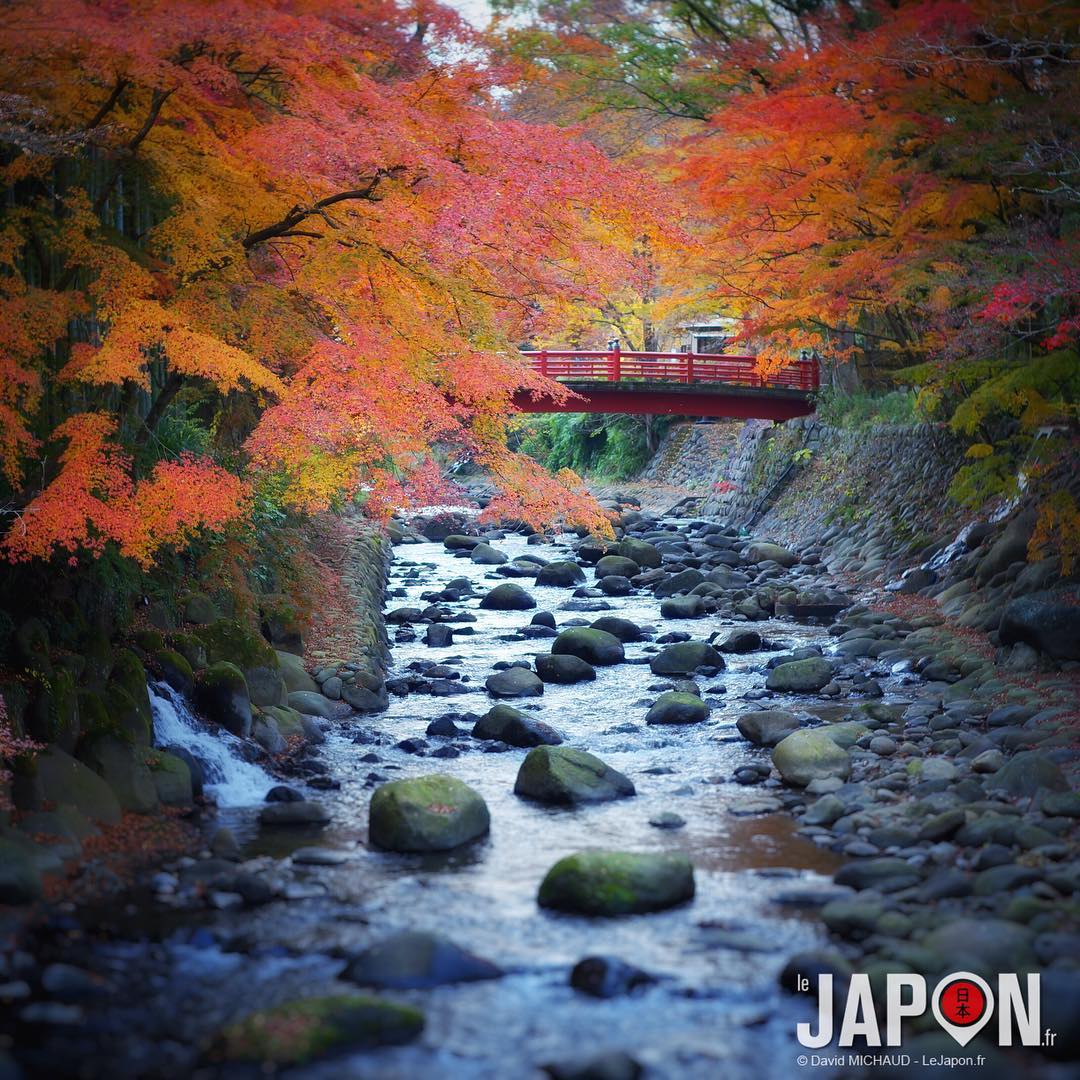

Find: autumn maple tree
<box><xmin>499</xmin><ymin>0</ymin><xmax>1080</xmax><ymax>560</ymax></box>
<box><xmin>0</xmin><ymin>0</ymin><xmax>674</xmax><ymax>572</ymax></box>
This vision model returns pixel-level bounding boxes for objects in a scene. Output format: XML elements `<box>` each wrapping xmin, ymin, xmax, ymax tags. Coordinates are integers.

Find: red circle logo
<box><xmin>938</xmin><ymin>978</ymin><xmax>987</xmax><ymax>1027</ymax></box>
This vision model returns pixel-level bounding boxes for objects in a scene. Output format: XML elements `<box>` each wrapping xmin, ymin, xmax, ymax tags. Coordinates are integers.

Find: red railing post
<box><xmin>609</xmin><ymin>344</ymin><xmax>621</xmax><ymax>382</ymax></box>
<box><xmin>539</xmin><ymin>350</ymin><xmax>548</xmax><ymax>377</ymax></box>
<box><xmin>686</xmin><ymin>353</ymin><xmax>694</xmax><ymax>384</ymax></box>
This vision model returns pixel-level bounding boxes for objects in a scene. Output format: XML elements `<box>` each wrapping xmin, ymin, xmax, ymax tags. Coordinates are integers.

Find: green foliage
<box><xmin>947</xmin><ymin>350</ymin><xmax>1079</xmax><ymax>437</ymax></box>
<box><xmin>815</xmin><ymin>388</ymin><xmax>922</xmax><ymax>429</ymax></box>
<box><xmin>515</xmin><ymin>413</ymin><xmax>675</xmax><ymax>480</ymax></box>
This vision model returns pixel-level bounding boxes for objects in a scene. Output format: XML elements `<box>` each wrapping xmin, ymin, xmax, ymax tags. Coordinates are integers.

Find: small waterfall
<box><xmin>149</xmin><ymin>682</ymin><xmax>273</xmax><ymax>808</ymax></box>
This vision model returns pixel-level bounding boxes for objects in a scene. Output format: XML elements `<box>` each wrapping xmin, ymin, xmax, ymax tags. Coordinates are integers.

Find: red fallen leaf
<box><xmin>426</xmin><ymin>803</ymin><xmax>458</xmax><ymax>816</ymax></box>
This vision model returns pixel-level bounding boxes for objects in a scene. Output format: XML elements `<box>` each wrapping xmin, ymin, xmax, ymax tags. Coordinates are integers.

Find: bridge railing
<box><xmin>521</xmin><ymin>349</ymin><xmax>819</xmax><ymax>391</ymax></box>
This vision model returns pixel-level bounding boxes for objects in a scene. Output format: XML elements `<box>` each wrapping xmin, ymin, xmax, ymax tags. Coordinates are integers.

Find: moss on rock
<box><xmin>551</xmin><ymin>627</ymin><xmax>624</xmax><ymax>666</ymax></box>
<box><xmin>153</xmin><ymin>648</ymin><xmax>195</xmax><ymax>695</ymax></box>
<box><xmin>369</xmin><ymin>774</ymin><xmax>490</xmax><ymax>852</ymax></box>
<box><xmin>514</xmin><ymin>746</ymin><xmax>634</xmax><ymax>805</ymax></box>
<box><xmin>538</xmin><ymin>850</ymin><xmax>695</xmax><ymax>916</ymax></box>
<box><xmin>209</xmin><ymin>994</ymin><xmax>423</xmax><ymax>1065</ymax></box>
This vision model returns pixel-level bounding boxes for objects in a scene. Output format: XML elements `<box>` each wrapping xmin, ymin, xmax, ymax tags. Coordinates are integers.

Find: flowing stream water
<box><xmin>37</xmin><ymin>525</ymin><xmax>901</xmax><ymax>1079</ymax></box>
<box><xmin>150</xmin><ymin>681</ymin><xmax>275</xmax><ymax>808</ymax></box>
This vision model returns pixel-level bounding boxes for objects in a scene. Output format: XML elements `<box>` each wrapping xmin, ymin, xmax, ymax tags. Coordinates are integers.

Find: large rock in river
<box><xmin>590</xmin><ymin>616</ymin><xmax>643</xmax><ymax>643</ymax></box>
<box><xmin>479</xmin><ymin>583</ymin><xmax>536</xmax><ymax>611</ymax></box>
<box><xmin>766</xmin><ymin>657</ymin><xmax>833</xmax><ymax>692</ymax></box>
<box><xmin>538</xmin><ymin>850</ymin><xmax>694</xmax><ymax>915</ymax></box>
<box><xmin>515</xmin><ymin>746</ymin><xmax>634</xmax><ymax>805</ymax></box>
<box><xmin>536</xmin><ymin>653</ymin><xmax>596</xmax><ymax>684</ymax></box>
<box><xmin>209</xmin><ymin>994</ymin><xmax>423</xmax><ymax>1065</ymax></box>
<box><xmin>772</xmin><ymin>729</ymin><xmax>851</xmax><ymax>787</ymax></box>
<box><xmin>645</xmin><ymin>692</ymin><xmax>709</xmax><ymax>725</ymax></box>
<box><xmin>649</xmin><ymin>641</ymin><xmax>724</xmax><ymax>675</ymax></box>
<box><xmin>615</xmin><ymin>538</ymin><xmax>661</xmax><ymax>568</ymax></box>
<box><xmin>660</xmin><ymin>595</ymin><xmax>705</xmax><ymax>619</ymax></box>
<box><xmin>195</xmin><ymin>661</ymin><xmax>252</xmax><ymax>737</ymax></box>
<box><xmin>473</xmin><ymin>704</ymin><xmax>562</xmax><ymax>747</ymax></box>
<box><xmin>485</xmin><ymin>666</ymin><xmax>544</xmax><ymax>698</ymax></box>
<box><xmin>369</xmin><ymin>774</ymin><xmax>490</xmax><ymax>852</ymax></box>
<box><xmin>345</xmin><ymin>930</ymin><xmax>501</xmax><ymax>989</ymax></box>
<box><xmin>737</xmin><ymin>710</ymin><xmax>802</xmax><ymax>746</ymax></box>
<box><xmin>470</xmin><ymin>542</ymin><xmax>508</xmax><ymax>565</ymax></box>
<box><xmin>536</xmin><ymin>561</ymin><xmax>586</xmax><ymax>587</ymax></box>
<box><xmin>594</xmin><ymin>555</ymin><xmax>640</xmax><ymax>580</ymax></box>
<box><xmin>552</xmin><ymin>627</ymin><xmax>624</xmax><ymax>666</ymax></box>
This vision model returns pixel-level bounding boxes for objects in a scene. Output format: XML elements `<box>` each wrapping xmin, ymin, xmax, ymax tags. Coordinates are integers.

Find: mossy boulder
<box><xmin>101</xmin><ymin>683</ymin><xmax>152</xmax><ymax>745</ymax></box>
<box><xmin>76</xmin><ymin>690</ymin><xmax>113</xmax><ymax>740</ymax></box>
<box><xmin>473</xmin><ymin>704</ymin><xmax>563</xmax><ymax>747</ymax></box>
<box><xmin>736</xmin><ymin>709</ymin><xmax>802</xmax><ymax>746</ymax></box>
<box><xmin>535</xmin><ymin>653</ymin><xmax>596</xmax><ymax>684</ymax></box>
<box><xmin>595</xmin><ymin>555</ymin><xmax>641</xmax><ymax>580</ymax></box>
<box><xmin>766</xmin><ymin>657</ymin><xmax>833</xmax><ymax>692</ymax></box>
<box><xmin>552</xmin><ymin>627</ymin><xmax>624</xmax><ymax>666</ymax></box>
<box><xmin>368</xmin><ymin>774</ymin><xmax>490</xmax><ymax>852</ymax></box>
<box><xmin>645</xmin><ymin>692</ymin><xmax>709</xmax><ymax>725</ymax></box>
<box><xmin>149</xmin><ymin>750</ymin><xmax>193</xmax><ymax>806</ymax></box>
<box><xmin>747</xmin><ymin>542</ymin><xmax>798</xmax><ymax>567</ymax></box>
<box><xmin>538</xmin><ymin>850</ymin><xmax>695</xmax><ymax>916</ymax></box>
<box><xmin>470</xmin><ymin>542</ymin><xmax>508</xmax><ymax>565</ymax></box>
<box><xmin>209</xmin><ymin>995</ymin><xmax>423</xmax><ymax>1066</ymax></box>
<box><xmin>182</xmin><ymin>592</ymin><xmax>218</xmax><ymax>626</ymax></box>
<box><xmin>262</xmin><ymin>704</ymin><xmax>306</xmax><ymax>738</ymax></box>
<box><xmin>79</xmin><ymin>735</ymin><xmax>158</xmax><ymax>813</ymax></box>
<box><xmin>649</xmin><ymin>641</ymin><xmax>724</xmax><ymax>675</ymax></box>
<box><xmin>81</xmin><ymin>628</ymin><xmax>114</xmax><ymax>690</ymax></box>
<box><xmin>615</xmin><ymin>538</ymin><xmax>661</xmax><ymax>568</ymax></box>
<box><xmin>195</xmin><ymin>662</ymin><xmax>252</xmax><ymax>737</ymax></box>
<box><xmin>772</xmin><ymin>729</ymin><xmax>852</xmax><ymax>787</ymax></box>
<box><xmin>535</xmin><ymin>561</ymin><xmax>586</xmax><ymax>587</ymax></box>
<box><xmin>198</xmin><ymin>619</ymin><xmax>282</xmax><ymax>706</ymax></box>
<box><xmin>35</xmin><ymin>747</ymin><xmax>122</xmax><ymax>825</ymax></box>
<box><xmin>514</xmin><ymin>746</ymin><xmax>634</xmax><ymax>805</ymax></box>
<box><xmin>132</xmin><ymin>629</ymin><xmax>165</xmax><ymax>655</ymax></box>
<box><xmin>660</xmin><ymin>595</ymin><xmax>705</xmax><ymax>619</ymax></box>
<box><xmin>589</xmin><ymin>616</ymin><xmax>643</xmax><ymax>643</ymax></box>
<box><xmin>154</xmin><ymin>649</ymin><xmax>194</xmax><ymax>696</ymax></box>
<box><xmin>252</xmin><ymin>714</ymin><xmax>287</xmax><ymax>754</ymax></box>
<box><xmin>485</xmin><ymin>666</ymin><xmax>544</xmax><ymax>698</ymax></box>
<box><xmin>275</xmin><ymin>650</ymin><xmax>319</xmax><ymax>694</ymax></box>
<box><xmin>26</xmin><ymin>668</ymin><xmax>80</xmax><ymax>752</ymax></box>
<box><xmin>111</xmin><ymin>648</ymin><xmax>152</xmax><ymax>727</ymax></box>
<box><xmin>169</xmin><ymin>631</ymin><xmax>208</xmax><ymax>671</ymax></box>
<box><xmin>259</xmin><ymin>595</ymin><xmax>304</xmax><ymax>655</ymax></box>
<box><xmin>287</xmin><ymin>690</ymin><xmax>335</xmax><ymax>719</ymax></box>
<box><xmin>479</xmin><ymin>583</ymin><xmax>536</xmax><ymax>611</ymax></box>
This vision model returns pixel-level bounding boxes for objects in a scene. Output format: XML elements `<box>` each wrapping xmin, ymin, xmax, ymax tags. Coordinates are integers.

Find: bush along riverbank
<box><xmin>0</xmin><ymin>498</ymin><xmax>1076</xmax><ymax>1076</ymax></box>
<box><xmin>0</xmin><ymin>518</ymin><xmax>392</xmax><ymax>908</ymax></box>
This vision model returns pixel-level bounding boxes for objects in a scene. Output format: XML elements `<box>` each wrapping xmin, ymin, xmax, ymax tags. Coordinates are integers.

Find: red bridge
<box><xmin>512</xmin><ymin>349</ymin><xmax>819</xmax><ymax>420</ymax></box>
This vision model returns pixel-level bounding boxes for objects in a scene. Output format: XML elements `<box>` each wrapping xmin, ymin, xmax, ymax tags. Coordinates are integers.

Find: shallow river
<box><xmin>47</xmin><ymin>527</ymin><xmax>891</xmax><ymax>1079</ymax></box>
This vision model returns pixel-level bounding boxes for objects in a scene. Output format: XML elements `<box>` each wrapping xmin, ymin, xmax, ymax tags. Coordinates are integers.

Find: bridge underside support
<box><xmin>512</xmin><ymin>382</ymin><xmax>815</xmax><ymax>421</ymax></box>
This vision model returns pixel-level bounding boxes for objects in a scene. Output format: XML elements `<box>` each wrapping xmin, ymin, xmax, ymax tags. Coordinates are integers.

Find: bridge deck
<box><xmin>514</xmin><ymin>350</ymin><xmax>818</xmax><ymax>419</ymax></box>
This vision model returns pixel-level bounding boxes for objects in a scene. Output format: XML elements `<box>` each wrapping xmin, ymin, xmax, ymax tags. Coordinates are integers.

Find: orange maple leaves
<box><xmin>2</xmin><ymin>414</ymin><xmax>247</xmax><ymax>567</ymax></box>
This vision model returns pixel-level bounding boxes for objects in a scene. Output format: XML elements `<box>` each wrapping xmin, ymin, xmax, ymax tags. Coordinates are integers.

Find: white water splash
<box><xmin>149</xmin><ymin>681</ymin><xmax>273</xmax><ymax>808</ymax></box>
